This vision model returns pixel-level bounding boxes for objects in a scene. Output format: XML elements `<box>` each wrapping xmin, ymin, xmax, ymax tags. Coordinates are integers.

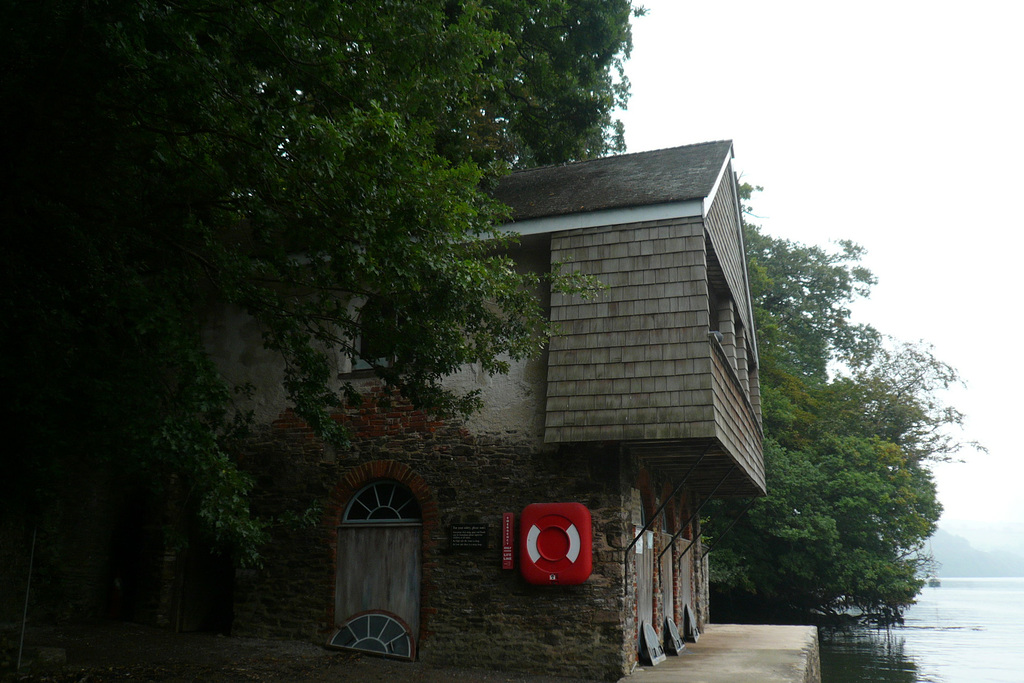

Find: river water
<box><xmin>820</xmin><ymin>577</ymin><xmax>1024</xmax><ymax>682</ymax></box>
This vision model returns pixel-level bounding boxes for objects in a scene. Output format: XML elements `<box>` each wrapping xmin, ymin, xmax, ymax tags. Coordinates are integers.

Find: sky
<box><xmin>617</xmin><ymin>0</ymin><xmax>1024</xmax><ymax>538</ymax></box>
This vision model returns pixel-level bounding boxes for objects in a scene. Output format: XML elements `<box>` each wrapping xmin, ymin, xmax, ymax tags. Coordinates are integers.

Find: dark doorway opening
<box><xmin>175</xmin><ymin>540</ymin><xmax>234</xmax><ymax>634</ymax></box>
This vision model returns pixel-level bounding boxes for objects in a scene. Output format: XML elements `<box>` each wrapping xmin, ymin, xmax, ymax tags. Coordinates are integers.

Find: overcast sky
<box><xmin>618</xmin><ymin>0</ymin><xmax>1024</xmax><ymax>534</ymax></box>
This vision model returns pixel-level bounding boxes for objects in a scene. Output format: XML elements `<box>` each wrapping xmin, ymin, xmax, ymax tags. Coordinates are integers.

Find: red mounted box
<box><xmin>519</xmin><ymin>503</ymin><xmax>592</xmax><ymax>585</ymax></box>
<box><xmin>502</xmin><ymin>512</ymin><xmax>515</xmax><ymax>570</ymax></box>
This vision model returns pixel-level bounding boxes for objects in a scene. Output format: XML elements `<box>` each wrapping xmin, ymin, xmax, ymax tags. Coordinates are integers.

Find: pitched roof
<box><xmin>492</xmin><ymin>140</ymin><xmax>734</xmax><ymax>222</ymax></box>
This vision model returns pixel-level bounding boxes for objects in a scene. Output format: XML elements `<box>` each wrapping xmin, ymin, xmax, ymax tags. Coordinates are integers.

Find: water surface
<box><xmin>821</xmin><ymin>577</ymin><xmax>1024</xmax><ymax>682</ymax></box>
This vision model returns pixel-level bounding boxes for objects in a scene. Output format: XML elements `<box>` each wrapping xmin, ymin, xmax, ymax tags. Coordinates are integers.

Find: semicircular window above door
<box><xmin>344</xmin><ymin>481</ymin><xmax>422</xmax><ymax>522</ymax></box>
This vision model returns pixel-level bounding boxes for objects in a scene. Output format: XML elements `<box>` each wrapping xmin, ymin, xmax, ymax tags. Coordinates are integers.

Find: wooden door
<box><xmin>332</xmin><ymin>481</ymin><xmax>422</xmax><ymax>660</ymax></box>
<box><xmin>678</xmin><ymin>546</ymin><xmax>700</xmax><ymax>640</ymax></box>
<box><xmin>659</xmin><ymin>532</ymin><xmax>674</xmax><ymax>626</ymax></box>
<box><xmin>679</xmin><ymin>548</ymin><xmax>693</xmax><ymax>618</ymax></box>
<box><xmin>336</xmin><ymin>524</ymin><xmax>421</xmax><ymax>639</ymax></box>
<box><xmin>635</xmin><ymin>530</ymin><xmax>654</xmax><ymax>641</ymax></box>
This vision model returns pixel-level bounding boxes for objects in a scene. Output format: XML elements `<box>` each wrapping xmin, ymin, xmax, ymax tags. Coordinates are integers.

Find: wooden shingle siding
<box><xmin>704</xmin><ymin>165</ymin><xmax>751</xmax><ymax>330</ymax></box>
<box><xmin>545</xmin><ymin>218</ymin><xmax>718</xmax><ymax>443</ymax></box>
<box><xmin>747</xmin><ymin>367</ymin><xmax>763</xmax><ymax>427</ymax></box>
<box><xmin>500</xmin><ymin>142</ymin><xmax>765</xmax><ymax>495</ymax></box>
<box><xmin>710</xmin><ymin>339</ymin><xmax>766</xmax><ymax>491</ymax></box>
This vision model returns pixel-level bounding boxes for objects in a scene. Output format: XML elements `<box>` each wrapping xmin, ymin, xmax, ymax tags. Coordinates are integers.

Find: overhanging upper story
<box><xmin>493</xmin><ymin>141</ymin><xmax>765</xmax><ymax>497</ymax></box>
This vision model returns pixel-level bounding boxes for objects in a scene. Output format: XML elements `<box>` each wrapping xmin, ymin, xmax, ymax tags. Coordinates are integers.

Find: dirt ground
<box><xmin>9</xmin><ymin>621</ymin><xmax>607</xmax><ymax>683</ymax></box>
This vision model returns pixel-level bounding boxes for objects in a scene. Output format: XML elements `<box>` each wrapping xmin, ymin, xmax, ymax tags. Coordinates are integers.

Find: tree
<box><xmin>708</xmin><ymin>187</ymin><xmax>970</xmax><ymax>624</ymax></box>
<box><xmin>711</xmin><ymin>436</ymin><xmax>941</xmax><ymax>624</ymax></box>
<box><xmin>481</xmin><ymin>0</ymin><xmax>634</xmax><ymax>165</ymax></box>
<box><xmin>821</xmin><ymin>340</ymin><xmax>983</xmax><ymax>464</ymax></box>
<box><xmin>744</xmin><ymin>218</ymin><xmax>880</xmax><ymax>382</ymax></box>
<box><xmin>0</xmin><ymin>0</ymin><xmax>634</xmax><ymax>560</ymax></box>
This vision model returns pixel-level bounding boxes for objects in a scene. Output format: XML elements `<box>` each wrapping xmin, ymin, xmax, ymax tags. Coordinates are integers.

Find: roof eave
<box><xmin>701</xmin><ymin>142</ymin><xmax>736</xmax><ymax>218</ymax></box>
<box><xmin>500</xmin><ymin>199</ymin><xmax>705</xmax><ymax>236</ymax></box>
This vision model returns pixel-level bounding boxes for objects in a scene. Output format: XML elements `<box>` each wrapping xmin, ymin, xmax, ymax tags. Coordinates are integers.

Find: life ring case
<box><xmin>519</xmin><ymin>502</ymin><xmax>593</xmax><ymax>585</ymax></box>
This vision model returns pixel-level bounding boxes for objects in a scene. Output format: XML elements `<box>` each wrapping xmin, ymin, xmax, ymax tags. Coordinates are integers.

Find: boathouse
<box><xmin>2</xmin><ymin>141</ymin><xmax>765</xmax><ymax>681</ymax></box>
<box><xmin>214</xmin><ymin>140</ymin><xmax>765</xmax><ymax>679</ymax></box>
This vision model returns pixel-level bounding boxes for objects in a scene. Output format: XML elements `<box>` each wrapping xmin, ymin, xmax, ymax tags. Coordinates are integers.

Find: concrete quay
<box><xmin>621</xmin><ymin>624</ymin><xmax>820</xmax><ymax>683</ymax></box>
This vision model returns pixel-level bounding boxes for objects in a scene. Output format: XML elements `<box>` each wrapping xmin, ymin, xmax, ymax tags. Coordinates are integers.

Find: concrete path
<box><xmin>620</xmin><ymin>624</ymin><xmax>820</xmax><ymax>683</ymax></box>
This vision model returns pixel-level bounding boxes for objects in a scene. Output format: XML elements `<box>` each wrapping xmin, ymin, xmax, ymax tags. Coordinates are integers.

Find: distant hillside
<box><xmin>930</xmin><ymin>529</ymin><xmax>1024</xmax><ymax>577</ymax></box>
<box><xmin>939</xmin><ymin>519</ymin><xmax>1024</xmax><ymax>555</ymax></box>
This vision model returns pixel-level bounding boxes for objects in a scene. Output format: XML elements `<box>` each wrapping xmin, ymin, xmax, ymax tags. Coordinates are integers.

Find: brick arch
<box><xmin>321</xmin><ymin>461</ymin><xmax>438</xmax><ymax>633</ymax></box>
<box><xmin>663</xmin><ymin>498</ymin><xmax>679</xmax><ymax>535</ymax></box>
<box><xmin>635</xmin><ymin>468</ymin><xmax>656</xmax><ymax>525</ymax></box>
<box><xmin>657</xmin><ymin>481</ymin><xmax>678</xmax><ymax>532</ymax></box>
<box><xmin>677</xmin><ymin>492</ymin><xmax>694</xmax><ymax>541</ymax></box>
<box><xmin>325</xmin><ymin>460</ymin><xmax>437</xmax><ymax>529</ymax></box>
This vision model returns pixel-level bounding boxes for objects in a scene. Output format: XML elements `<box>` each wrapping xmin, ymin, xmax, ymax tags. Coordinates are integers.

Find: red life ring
<box><xmin>519</xmin><ymin>503</ymin><xmax>592</xmax><ymax>585</ymax></box>
<box><xmin>525</xmin><ymin>514</ymin><xmax>581</xmax><ymax>571</ymax></box>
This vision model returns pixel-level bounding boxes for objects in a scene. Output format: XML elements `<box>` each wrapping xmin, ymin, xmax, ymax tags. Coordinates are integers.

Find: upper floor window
<box><xmin>351</xmin><ymin>333</ymin><xmax>390</xmax><ymax>372</ymax></box>
<box><xmin>348</xmin><ymin>296</ymin><xmax>396</xmax><ymax>372</ymax></box>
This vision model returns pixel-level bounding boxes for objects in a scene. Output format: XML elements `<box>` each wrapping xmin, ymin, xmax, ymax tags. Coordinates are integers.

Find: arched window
<box><xmin>343</xmin><ymin>481</ymin><xmax>421</xmax><ymax>523</ymax></box>
<box><xmin>329</xmin><ymin>612</ymin><xmax>413</xmax><ymax>659</ymax></box>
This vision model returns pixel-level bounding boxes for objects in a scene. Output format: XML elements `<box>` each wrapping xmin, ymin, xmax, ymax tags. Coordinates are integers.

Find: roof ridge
<box><xmin>493</xmin><ymin>139</ymin><xmax>735</xmax><ymax>221</ymax></box>
<box><xmin>508</xmin><ymin>139</ymin><xmax>733</xmax><ymax>175</ymax></box>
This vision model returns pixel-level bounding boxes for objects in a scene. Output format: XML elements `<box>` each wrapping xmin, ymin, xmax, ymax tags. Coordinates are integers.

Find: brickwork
<box><xmin>231</xmin><ymin>383</ymin><xmax>636</xmax><ymax>681</ymax></box>
<box><xmin>618</xmin><ymin>465</ymin><xmax>707</xmax><ymax>669</ymax></box>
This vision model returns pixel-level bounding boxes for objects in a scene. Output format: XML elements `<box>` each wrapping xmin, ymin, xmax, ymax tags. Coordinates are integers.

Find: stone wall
<box><xmin>0</xmin><ymin>464</ymin><xmax>170</xmax><ymax>627</ymax></box>
<box><xmin>624</xmin><ymin>467</ymin><xmax>707</xmax><ymax>665</ymax></box>
<box><xmin>231</xmin><ymin>383</ymin><xmax>634</xmax><ymax>681</ymax></box>
<box><xmin>0</xmin><ymin>514</ymin><xmax>38</xmax><ymax>622</ymax></box>
<box><xmin>802</xmin><ymin>627</ymin><xmax>822</xmax><ymax>683</ymax></box>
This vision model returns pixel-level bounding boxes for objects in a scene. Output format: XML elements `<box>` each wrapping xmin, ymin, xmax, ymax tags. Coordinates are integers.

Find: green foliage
<box><xmin>712</xmin><ymin>437</ymin><xmax>940</xmax><ymax>624</ymax></box>
<box><xmin>821</xmin><ymin>340</ymin><xmax>984</xmax><ymax>464</ymax></box>
<box><xmin>744</xmin><ymin>222</ymin><xmax>880</xmax><ymax>382</ymax></box>
<box><xmin>1</xmin><ymin>0</ymin><xmax>633</xmax><ymax>562</ymax></box>
<box><xmin>709</xmin><ymin>186</ymin><xmax>969</xmax><ymax>624</ymax></box>
<box><xmin>481</xmin><ymin>0</ymin><xmax>637</xmax><ymax>165</ymax></box>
